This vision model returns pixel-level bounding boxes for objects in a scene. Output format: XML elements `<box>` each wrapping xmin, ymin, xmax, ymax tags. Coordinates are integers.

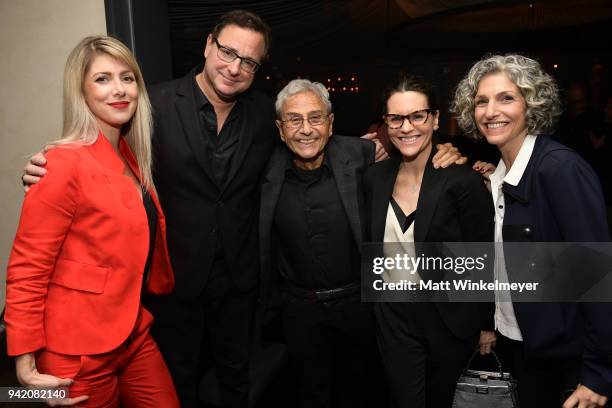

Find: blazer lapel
<box><xmin>328</xmin><ymin>139</ymin><xmax>363</xmax><ymax>248</ymax></box>
<box><xmin>174</xmin><ymin>69</ymin><xmax>215</xmax><ymax>184</ymax></box>
<box><xmin>414</xmin><ymin>149</ymin><xmax>448</xmax><ymax>242</ymax></box>
<box><xmin>371</xmin><ymin>157</ymin><xmax>401</xmax><ymax>242</ymax></box>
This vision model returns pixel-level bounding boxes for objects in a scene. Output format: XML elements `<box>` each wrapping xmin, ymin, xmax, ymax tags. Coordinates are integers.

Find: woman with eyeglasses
<box><xmin>363</xmin><ymin>74</ymin><xmax>495</xmax><ymax>408</ymax></box>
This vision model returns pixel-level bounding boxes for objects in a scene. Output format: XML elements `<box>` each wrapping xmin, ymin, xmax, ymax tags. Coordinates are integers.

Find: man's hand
<box><xmin>562</xmin><ymin>384</ymin><xmax>608</xmax><ymax>408</ymax></box>
<box><xmin>432</xmin><ymin>143</ymin><xmax>467</xmax><ymax>169</ymax></box>
<box><xmin>478</xmin><ymin>330</ymin><xmax>496</xmax><ymax>355</ymax></box>
<box><xmin>22</xmin><ymin>151</ymin><xmax>47</xmax><ymax>192</ymax></box>
<box><xmin>15</xmin><ymin>353</ymin><xmax>88</xmax><ymax>406</ymax></box>
<box><xmin>361</xmin><ymin>132</ymin><xmax>389</xmax><ymax>162</ymax></box>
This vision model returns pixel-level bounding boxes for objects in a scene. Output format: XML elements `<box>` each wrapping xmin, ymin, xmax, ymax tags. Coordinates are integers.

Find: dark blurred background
<box><xmin>104</xmin><ymin>0</ymin><xmax>611</xmax><ymax>204</ymax></box>
<box><xmin>109</xmin><ymin>1</ymin><xmax>610</xmax><ymax>132</ymax></box>
<box><xmin>164</xmin><ymin>0</ymin><xmax>611</xmax><ymax>137</ymax></box>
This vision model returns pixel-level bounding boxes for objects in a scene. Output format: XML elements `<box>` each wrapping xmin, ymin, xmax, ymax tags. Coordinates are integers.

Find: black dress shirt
<box><xmin>193</xmin><ymin>76</ymin><xmax>242</xmax><ymax>189</ymax></box>
<box><xmin>273</xmin><ymin>155</ymin><xmax>360</xmax><ymax>289</ymax></box>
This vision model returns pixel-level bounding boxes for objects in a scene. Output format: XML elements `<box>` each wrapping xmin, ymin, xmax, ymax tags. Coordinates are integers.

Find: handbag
<box><xmin>452</xmin><ymin>349</ymin><xmax>518</xmax><ymax>408</ymax></box>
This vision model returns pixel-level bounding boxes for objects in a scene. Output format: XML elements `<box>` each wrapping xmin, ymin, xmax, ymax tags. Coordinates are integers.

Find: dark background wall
<box><xmin>105</xmin><ymin>0</ymin><xmax>173</xmax><ymax>84</ymax></box>
<box><xmin>105</xmin><ymin>0</ymin><xmax>611</xmax><ymax>140</ymax></box>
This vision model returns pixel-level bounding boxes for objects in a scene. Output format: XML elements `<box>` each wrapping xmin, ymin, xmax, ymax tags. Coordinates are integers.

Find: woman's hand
<box><xmin>479</xmin><ymin>330</ymin><xmax>496</xmax><ymax>355</ymax></box>
<box><xmin>472</xmin><ymin>160</ymin><xmax>496</xmax><ymax>179</ymax></box>
<box><xmin>15</xmin><ymin>353</ymin><xmax>88</xmax><ymax>406</ymax></box>
<box><xmin>472</xmin><ymin>160</ymin><xmax>496</xmax><ymax>191</ymax></box>
<box><xmin>562</xmin><ymin>384</ymin><xmax>608</xmax><ymax>408</ymax></box>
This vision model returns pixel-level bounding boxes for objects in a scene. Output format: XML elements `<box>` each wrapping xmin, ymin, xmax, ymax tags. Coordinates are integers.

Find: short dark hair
<box><xmin>382</xmin><ymin>74</ymin><xmax>439</xmax><ymax>113</ymax></box>
<box><xmin>211</xmin><ymin>10</ymin><xmax>271</xmax><ymax>59</ymax></box>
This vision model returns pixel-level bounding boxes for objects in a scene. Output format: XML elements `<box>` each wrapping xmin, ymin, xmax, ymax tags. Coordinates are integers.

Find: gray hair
<box><xmin>275</xmin><ymin>79</ymin><xmax>332</xmax><ymax>117</ymax></box>
<box><xmin>450</xmin><ymin>54</ymin><xmax>562</xmax><ymax>139</ymax></box>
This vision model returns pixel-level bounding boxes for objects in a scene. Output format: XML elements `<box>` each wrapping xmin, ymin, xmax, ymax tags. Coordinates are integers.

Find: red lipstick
<box><xmin>108</xmin><ymin>101</ymin><xmax>129</xmax><ymax>109</ymax></box>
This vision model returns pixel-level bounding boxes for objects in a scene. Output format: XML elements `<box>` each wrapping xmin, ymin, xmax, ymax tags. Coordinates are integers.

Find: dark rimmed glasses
<box><xmin>383</xmin><ymin>109</ymin><xmax>436</xmax><ymax>129</ymax></box>
<box><xmin>212</xmin><ymin>37</ymin><xmax>261</xmax><ymax>74</ymax></box>
<box><xmin>278</xmin><ymin>113</ymin><xmax>330</xmax><ymax>129</ymax></box>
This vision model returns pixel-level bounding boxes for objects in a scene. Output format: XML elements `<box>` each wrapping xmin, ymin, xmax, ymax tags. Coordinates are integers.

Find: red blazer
<box><xmin>5</xmin><ymin>134</ymin><xmax>174</xmax><ymax>356</ymax></box>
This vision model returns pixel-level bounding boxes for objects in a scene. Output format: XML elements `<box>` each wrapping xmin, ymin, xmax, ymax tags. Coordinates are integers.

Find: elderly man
<box><xmin>259</xmin><ymin>79</ymin><xmax>377</xmax><ymax>408</ymax></box>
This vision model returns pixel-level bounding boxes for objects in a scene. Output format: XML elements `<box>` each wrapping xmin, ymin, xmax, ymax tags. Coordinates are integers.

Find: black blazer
<box><xmin>364</xmin><ymin>149</ymin><xmax>495</xmax><ymax>339</ymax></box>
<box><xmin>259</xmin><ymin>135</ymin><xmax>375</xmax><ymax>304</ymax></box>
<box><xmin>148</xmin><ymin>66</ymin><xmax>278</xmax><ymax>300</ymax></box>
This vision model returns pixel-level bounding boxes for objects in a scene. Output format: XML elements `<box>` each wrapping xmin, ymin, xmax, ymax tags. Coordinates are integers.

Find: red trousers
<box><xmin>37</xmin><ymin>307</ymin><xmax>179</xmax><ymax>408</ymax></box>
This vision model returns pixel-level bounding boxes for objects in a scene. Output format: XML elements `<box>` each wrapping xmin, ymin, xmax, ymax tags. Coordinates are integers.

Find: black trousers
<box><xmin>143</xmin><ymin>259</ymin><xmax>256</xmax><ymax>408</ymax></box>
<box><xmin>375</xmin><ymin>302</ymin><xmax>479</xmax><ymax>408</ymax></box>
<box><xmin>281</xmin><ymin>292</ymin><xmax>377</xmax><ymax>408</ymax></box>
<box><xmin>495</xmin><ymin>333</ymin><xmax>589</xmax><ymax>408</ymax></box>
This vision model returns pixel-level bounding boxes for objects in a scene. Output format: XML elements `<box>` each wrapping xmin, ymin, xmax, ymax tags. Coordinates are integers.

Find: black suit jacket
<box><xmin>259</xmin><ymin>135</ymin><xmax>375</xmax><ymax>304</ymax></box>
<box><xmin>148</xmin><ymin>66</ymin><xmax>278</xmax><ymax>300</ymax></box>
<box><xmin>364</xmin><ymin>150</ymin><xmax>495</xmax><ymax>339</ymax></box>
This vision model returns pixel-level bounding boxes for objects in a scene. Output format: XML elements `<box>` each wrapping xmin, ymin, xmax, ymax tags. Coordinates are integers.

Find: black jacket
<box><xmin>148</xmin><ymin>66</ymin><xmax>278</xmax><ymax>300</ymax></box>
<box><xmin>364</xmin><ymin>149</ymin><xmax>495</xmax><ymax>339</ymax></box>
<box><xmin>259</xmin><ymin>135</ymin><xmax>375</xmax><ymax>304</ymax></box>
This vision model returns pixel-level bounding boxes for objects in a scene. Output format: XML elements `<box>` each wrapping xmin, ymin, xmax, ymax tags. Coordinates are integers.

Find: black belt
<box><xmin>282</xmin><ymin>281</ymin><xmax>360</xmax><ymax>303</ymax></box>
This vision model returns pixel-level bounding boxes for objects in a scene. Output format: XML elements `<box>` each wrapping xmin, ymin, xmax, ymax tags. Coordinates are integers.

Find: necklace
<box><xmin>398</xmin><ymin>163</ymin><xmax>423</xmax><ymax>194</ymax></box>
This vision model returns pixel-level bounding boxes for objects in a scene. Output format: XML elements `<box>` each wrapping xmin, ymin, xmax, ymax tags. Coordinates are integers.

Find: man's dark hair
<box><xmin>211</xmin><ymin>10</ymin><xmax>271</xmax><ymax>59</ymax></box>
<box><xmin>382</xmin><ymin>73</ymin><xmax>439</xmax><ymax>113</ymax></box>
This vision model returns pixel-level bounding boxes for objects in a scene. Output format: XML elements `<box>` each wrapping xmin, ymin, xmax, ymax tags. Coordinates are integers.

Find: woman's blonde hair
<box><xmin>451</xmin><ymin>54</ymin><xmax>562</xmax><ymax>139</ymax></box>
<box><xmin>50</xmin><ymin>35</ymin><xmax>154</xmax><ymax>189</ymax></box>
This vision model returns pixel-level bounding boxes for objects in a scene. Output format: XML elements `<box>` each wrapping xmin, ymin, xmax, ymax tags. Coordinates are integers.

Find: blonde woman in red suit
<box><xmin>4</xmin><ymin>36</ymin><xmax>179</xmax><ymax>407</ymax></box>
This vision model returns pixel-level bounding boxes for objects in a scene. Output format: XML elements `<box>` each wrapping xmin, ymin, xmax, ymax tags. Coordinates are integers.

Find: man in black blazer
<box><xmin>141</xmin><ymin>11</ymin><xmax>277</xmax><ymax>408</ymax></box>
<box><xmin>259</xmin><ymin>79</ymin><xmax>377</xmax><ymax>407</ymax></box>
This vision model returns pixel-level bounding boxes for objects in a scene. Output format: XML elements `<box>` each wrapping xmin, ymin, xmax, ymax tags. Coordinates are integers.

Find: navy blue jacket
<box><xmin>502</xmin><ymin>135</ymin><xmax>612</xmax><ymax>396</ymax></box>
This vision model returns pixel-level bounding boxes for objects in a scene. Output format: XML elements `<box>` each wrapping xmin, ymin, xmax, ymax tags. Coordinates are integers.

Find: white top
<box><xmin>383</xmin><ymin>203</ymin><xmax>419</xmax><ymax>284</ymax></box>
<box><xmin>489</xmin><ymin>134</ymin><xmax>537</xmax><ymax>341</ymax></box>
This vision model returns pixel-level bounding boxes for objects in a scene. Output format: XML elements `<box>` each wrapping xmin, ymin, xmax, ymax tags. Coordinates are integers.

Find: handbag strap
<box><xmin>464</xmin><ymin>348</ymin><xmax>505</xmax><ymax>378</ymax></box>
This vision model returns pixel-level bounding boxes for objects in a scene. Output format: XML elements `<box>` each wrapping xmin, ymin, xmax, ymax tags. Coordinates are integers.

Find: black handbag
<box><xmin>453</xmin><ymin>349</ymin><xmax>518</xmax><ymax>408</ymax></box>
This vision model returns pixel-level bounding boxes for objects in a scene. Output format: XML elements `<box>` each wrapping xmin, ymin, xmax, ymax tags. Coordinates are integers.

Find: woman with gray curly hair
<box><xmin>451</xmin><ymin>54</ymin><xmax>611</xmax><ymax>408</ymax></box>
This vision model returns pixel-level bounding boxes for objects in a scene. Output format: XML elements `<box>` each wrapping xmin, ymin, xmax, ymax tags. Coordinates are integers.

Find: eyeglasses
<box><xmin>212</xmin><ymin>38</ymin><xmax>261</xmax><ymax>74</ymax></box>
<box><xmin>279</xmin><ymin>113</ymin><xmax>330</xmax><ymax>129</ymax></box>
<box><xmin>383</xmin><ymin>109</ymin><xmax>435</xmax><ymax>129</ymax></box>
